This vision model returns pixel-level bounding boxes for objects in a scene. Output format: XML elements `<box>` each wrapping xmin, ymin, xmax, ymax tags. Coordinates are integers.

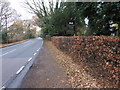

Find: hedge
<box><xmin>50</xmin><ymin>36</ymin><xmax>120</xmax><ymax>87</ymax></box>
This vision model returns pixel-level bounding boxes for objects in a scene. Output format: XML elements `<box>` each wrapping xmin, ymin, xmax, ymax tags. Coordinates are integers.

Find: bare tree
<box><xmin>24</xmin><ymin>0</ymin><xmax>61</xmax><ymax>22</ymax></box>
<box><xmin>24</xmin><ymin>0</ymin><xmax>48</xmax><ymax>18</ymax></box>
<box><xmin>0</xmin><ymin>0</ymin><xmax>22</xmax><ymax>44</ymax></box>
<box><xmin>0</xmin><ymin>0</ymin><xmax>21</xmax><ymax>30</ymax></box>
<box><xmin>0</xmin><ymin>1</ymin><xmax>12</xmax><ymax>31</ymax></box>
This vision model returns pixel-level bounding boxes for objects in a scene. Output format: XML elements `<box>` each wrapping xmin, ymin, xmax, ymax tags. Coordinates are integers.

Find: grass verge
<box><xmin>0</xmin><ymin>39</ymin><xmax>33</xmax><ymax>48</ymax></box>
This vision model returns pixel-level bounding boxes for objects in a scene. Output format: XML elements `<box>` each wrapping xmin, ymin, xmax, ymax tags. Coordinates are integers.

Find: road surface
<box><xmin>0</xmin><ymin>37</ymin><xmax>43</xmax><ymax>88</ymax></box>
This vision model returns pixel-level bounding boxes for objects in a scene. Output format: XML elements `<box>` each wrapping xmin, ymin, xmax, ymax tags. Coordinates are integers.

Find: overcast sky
<box><xmin>7</xmin><ymin>0</ymin><xmax>89</xmax><ymax>25</ymax></box>
<box><xmin>8</xmin><ymin>0</ymin><xmax>35</xmax><ymax>20</ymax></box>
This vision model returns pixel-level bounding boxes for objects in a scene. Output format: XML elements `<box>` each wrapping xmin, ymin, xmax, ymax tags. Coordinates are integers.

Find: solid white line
<box><xmin>0</xmin><ymin>49</ymin><xmax>16</xmax><ymax>56</ymax></box>
<box><xmin>37</xmin><ymin>49</ymin><xmax>39</xmax><ymax>51</ymax></box>
<box><xmin>34</xmin><ymin>53</ymin><xmax>37</xmax><ymax>56</ymax></box>
<box><xmin>28</xmin><ymin>57</ymin><xmax>32</xmax><ymax>62</ymax></box>
<box><xmin>16</xmin><ymin>66</ymin><xmax>25</xmax><ymax>75</ymax></box>
<box><xmin>23</xmin><ymin>43</ymin><xmax>33</xmax><ymax>47</ymax></box>
<box><xmin>23</xmin><ymin>44</ymin><xmax>29</xmax><ymax>47</ymax></box>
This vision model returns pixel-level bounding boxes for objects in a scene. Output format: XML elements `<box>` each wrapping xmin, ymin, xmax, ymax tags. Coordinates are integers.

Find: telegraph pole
<box><xmin>5</xmin><ymin>15</ymin><xmax>8</xmax><ymax>44</ymax></box>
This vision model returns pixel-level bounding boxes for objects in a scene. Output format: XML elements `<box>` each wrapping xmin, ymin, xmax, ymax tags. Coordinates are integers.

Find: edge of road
<box><xmin>0</xmin><ymin>39</ymin><xmax>34</xmax><ymax>48</ymax></box>
<box><xmin>1</xmin><ymin>38</ymin><xmax>43</xmax><ymax>89</ymax></box>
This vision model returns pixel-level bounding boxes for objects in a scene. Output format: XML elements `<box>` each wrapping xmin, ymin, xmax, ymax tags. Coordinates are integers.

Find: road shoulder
<box><xmin>20</xmin><ymin>40</ymin><xmax>71</xmax><ymax>88</ymax></box>
<box><xmin>0</xmin><ymin>39</ymin><xmax>32</xmax><ymax>48</ymax></box>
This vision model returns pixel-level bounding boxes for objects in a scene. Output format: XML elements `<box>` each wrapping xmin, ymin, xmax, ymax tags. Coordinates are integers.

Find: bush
<box><xmin>27</xmin><ymin>33</ymin><xmax>35</xmax><ymax>39</ymax></box>
<box><xmin>0</xmin><ymin>31</ymin><xmax>9</xmax><ymax>43</ymax></box>
<box><xmin>51</xmin><ymin>36</ymin><xmax>120</xmax><ymax>87</ymax></box>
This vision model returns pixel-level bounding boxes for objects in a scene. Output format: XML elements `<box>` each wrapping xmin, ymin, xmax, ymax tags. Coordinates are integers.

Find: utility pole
<box><xmin>27</xmin><ymin>23</ymin><xmax>30</xmax><ymax>39</ymax></box>
<box><xmin>0</xmin><ymin>15</ymin><xmax>1</xmax><ymax>31</ymax></box>
<box><xmin>5</xmin><ymin>15</ymin><xmax>8</xmax><ymax>44</ymax></box>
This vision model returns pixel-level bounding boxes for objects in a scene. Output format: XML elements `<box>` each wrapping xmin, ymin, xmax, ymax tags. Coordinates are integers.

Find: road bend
<box><xmin>0</xmin><ymin>37</ymin><xmax>43</xmax><ymax>88</ymax></box>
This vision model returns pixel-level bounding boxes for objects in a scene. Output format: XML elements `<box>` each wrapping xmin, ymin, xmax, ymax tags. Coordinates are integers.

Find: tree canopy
<box><xmin>25</xmin><ymin>1</ymin><xmax>120</xmax><ymax>36</ymax></box>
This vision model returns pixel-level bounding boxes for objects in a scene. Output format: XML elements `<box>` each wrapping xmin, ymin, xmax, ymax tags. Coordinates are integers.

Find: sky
<box><xmin>8</xmin><ymin>0</ymin><xmax>34</xmax><ymax>20</ymax></box>
<box><xmin>8</xmin><ymin>0</ymin><xmax>89</xmax><ymax>26</ymax></box>
<box><xmin>7</xmin><ymin>0</ymin><xmax>42</xmax><ymax>31</ymax></box>
<box><xmin>8</xmin><ymin>0</ymin><xmax>57</xmax><ymax>20</ymax></box>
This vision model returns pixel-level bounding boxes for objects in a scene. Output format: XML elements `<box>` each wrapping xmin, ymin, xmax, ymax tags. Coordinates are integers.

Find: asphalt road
<box><xmin>0</xmin><ymin>37</ymin><xmax>43</xmax><ymax>88</ymax></box>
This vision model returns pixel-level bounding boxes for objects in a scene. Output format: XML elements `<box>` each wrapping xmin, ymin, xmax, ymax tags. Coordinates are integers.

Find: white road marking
<box><xmin>23</xmin><ymin>43</ymin><xmax>33</xmax><ymax>47</ymax></box>
<box><xmin>23</xmin><ymin>44</ymin><xmax>29</xmax><ymax>47</ymax></box>
<box><xmin>28</xmin><ymin>57</ymin><xmax>32</xmax><ymax>62</ymax></box>
<box><xmin>16</xmin><ymin>66</ymin><xmax>25</xmax><ymax>75</ymax></box>
<box><xmin>34</xmin><ymin>53</ymin><xmax>37</xmax><ymax>56</ymax></box>
<box><xmin>22</xmin><ymin>40</ymin><xmax>31</xmax><ymax>44</ymax></box>
<box><xmin>0</xmin><ymin>86</ymin><xmax>5</xmax><ymax>90</ymax></box>
<box><xmin>37</xmin><ymin>49</ymin><xmax>39</xmax><ymax>51</ymax></box>
<box><xmin>0</xmin><ymin>49</ymin><xmax>16</xmax><ymax>56</ymax></box>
